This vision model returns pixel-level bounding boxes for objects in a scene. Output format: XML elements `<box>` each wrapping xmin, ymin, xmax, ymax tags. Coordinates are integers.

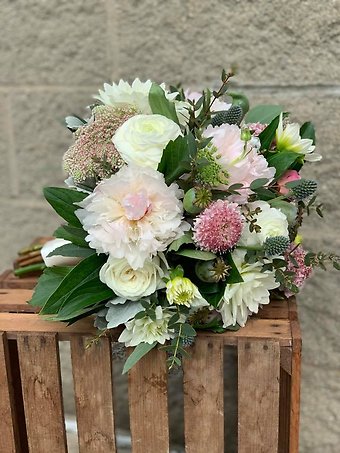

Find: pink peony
<box><xmin>284</xmin><ymin>244</ymin><xmax>313</xmax><ymax>297</ymax></box>
<box><xmin>277</xmin><ymin>170</ymin><xmax>301</xmax><ymax>195</ymax></box>
<box><xmin>76</xmin><ymin>165</ymin><xmax>189</xmax><ymax>269</ymax></box>
<box><xmin>205</xmin><ymin>124</ymin><xmax>276</xmax><ymax>203</ymax></box>
<box><xmin>193</xmin><ymin>200</ymin><xmax>244</xmax><ymax>253</ymax></box>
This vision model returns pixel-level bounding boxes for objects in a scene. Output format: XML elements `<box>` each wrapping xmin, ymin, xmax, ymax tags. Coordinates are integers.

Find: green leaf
<box><xmin>300</xmin><ymin>122</ymin><xmax>316</xmax><ymax>144</ymax></box>
<box><xmin>199</xmin><ymin>282</ymin><xmax>226</xmax><ymax>308</ymax></box>
<box><xmin>266</xmin><ymin>151</ymin><xmax>300</xmax><ymax>179</ymax></box>
<box><xmin>245</xmin><ymin>105</ymin><xmax>283</xmax><ymax>124</ymax></box>
<box><xmin>40</xmin><ymin>253</ymin><xmax>108</xmax><ymax>315</ymax></box>
<box><xmin>44</xmin><ymin>187</ymin><xmax>87</xmax><ymax>227</ymax></box>
<box><xmin>122</xmin><ymin>342</ymin><xmax>157</xmax><ymax>374</ymax></box>
<box><xmin>29</xmin><ymin>267</ymin><xmax>72</xmax><ymax>307</ymax></box>
<box><xmin>252</xmin><ymin>187</ymin><xmax>276</xmax><ymax>201</ymax></box>
<box><xmin>158</xmin><ymin>135</ymin><xmax>191</xmax><ymax>185</ymax></box>
<box><xmin>149</xmin><ymin>83</ymin><xmax>179</xmax><ymax>124</ymax></box>
<box><xmin>258</xmin><ymin>115</ymin><xmax>280</xmax><ymax>150</ymax></box>
<box><xmin>268</xmin><ymin>199</ymin><xmax>298</xmax><ymax>224</ymax></box>
<box><xmin>229</xmin><ymin>92</ymin><xmax>250</xmax><ymax>114</ymax></box>
<box><xmin>54</xmin><ymin>225</ymin><xmax>88</xmax><ymax>248</ymax></box>
<box><xmin>48</xmin><ymin>243</ymin><xmax>95</xmax><ymax>258</ymax></box>
<box><xmin>249</xmin><ymin>178</ymin><xmax>270</xmax><ymax>190</ymax></box>
<box><xmin>225</xmin><ymin>252</ymin><xmax>244</xmax><ymax>284</ymax></box>
<box><xmin>181</xmin><ymin>324</ymin><xmax>197</xmax><ymax>337</ymax></box>
<box><xmin>175</xmin><ymin>249</ymin><xmax>217</xmax><ymax>261</ymax></box>
<box><xmin>168</xmin><ymin>232</ymin><xmax>194</xmax><ymax>252</ymax></box>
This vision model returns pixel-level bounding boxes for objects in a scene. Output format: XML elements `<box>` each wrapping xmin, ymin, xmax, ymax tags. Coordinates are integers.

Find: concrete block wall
<box><xmin>1</xmin><ymin>1</ymin><xmax>339</xmax><ymax>451</ymax></box>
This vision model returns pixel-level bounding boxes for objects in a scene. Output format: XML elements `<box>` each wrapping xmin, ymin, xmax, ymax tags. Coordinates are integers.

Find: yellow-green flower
<box><xmin>166</xmin><ymin>277</ymin><xmax>209</xmax><ymax>308</ymax></box>
<box><xmin>276</xmin><ymin>114</ymin><xmax>321</xmax><ymax>162</ymax></box>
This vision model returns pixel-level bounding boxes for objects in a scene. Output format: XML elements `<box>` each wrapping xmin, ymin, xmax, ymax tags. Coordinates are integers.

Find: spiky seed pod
<box><xmin>111</xmin><ymin>343</ymin><xmax>126</xmax><ymax>361</ymax></box>
<box><xmin>211</xmin><ymin>105</ymin><xmax>243</xmax><ymax>127</ymax></box>
<box><xmin>264</xmin><ymin>236</ymin><xmax>290</xmax><ymax>256</ymax></box>
<box><xmin>182</xmin><ymin>336</ymin><xmax>196</xmax><ymax>348</ymax></box>
<box><xmin>291</xmin><ymin>180</ymin><xmax>318</xmax><ymax>200</ymax></box>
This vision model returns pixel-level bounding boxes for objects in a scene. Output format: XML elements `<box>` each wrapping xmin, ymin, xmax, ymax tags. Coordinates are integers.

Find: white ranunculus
<box><xmin>239</xmin><ymin>200</ymin><xmax>289</xmax><ymax>247</ymax></box>
<box><xmin>99</xmin><ymin>256</ymin><xmax>166</xmax><ymax>301</ymax></box>
<box><xmin>41</xmin><ymin>239</ymin><xmax>82</xmax><ymax>267</ymax></box>
<box><xmin>218</xmin><ymin>250</ymin><xmax>279</xmax><ymax>327</ymax></box>
<box><xmin>118</xmin><ymin>306</ymin><xmax>175</xmax><ymax>346</ymax></box>
<box><xmin>112</xmin><ymin>114</ymin><xmax>182</xmax><ymax>169</ymax></box>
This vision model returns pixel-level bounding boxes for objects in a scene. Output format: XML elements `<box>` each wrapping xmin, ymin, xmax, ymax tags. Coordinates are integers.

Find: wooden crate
<box><xmin>0</xmin><ymin>285</ymin><xmax>301</xmax><ymax>453</ymax></box>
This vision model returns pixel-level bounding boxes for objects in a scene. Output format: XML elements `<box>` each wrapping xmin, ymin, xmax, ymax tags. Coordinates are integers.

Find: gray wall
<box><xmin>1</xmin><ymin>1</ymin><xmax>339</xmax><ymax>451</ymax></box>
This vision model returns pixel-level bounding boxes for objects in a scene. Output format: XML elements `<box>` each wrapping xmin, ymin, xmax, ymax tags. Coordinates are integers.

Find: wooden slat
<box><xmin>289</xmin><ymin>320</ymin><xmax>302</xmax><ymax>453</ymax></box>
<box><xmin>0</xmin><ymin>289</ymin><xmax>38</xmax><ymax>312</ymax></box>
<box><xmin>278</xmin><ymin>368</ymin><xmax>291</xmax><ymax>453</ymax></box>
<box><xmin>238</xmin><ymin>339</ymin><xmax>280</xmax><ymax>453</ymax></box>
<box><xmin>0</xmin><ymin>332</ymin><xmax>19</xmax><ymax>453</ymax></box>
<box><xmin>183</xmin><ymin>337</ymin><xmax>224</xmax><ymax>453</ymax></box>
<box><xmin>256</xmin><ymin>300</ymin><xmax>289</xmax><ymax>319</ymax></box>
<box><xmin>17</xmin><ymin>333</ymin><xmax>67</xmax><ymax>453</ymax></box>
<box><xmin>71</xmin><ymin>336</ymin><xmax>116</xmax><ymax>453</ymax></box>
<box><xmin>128</xmin><ymin>347</ymin><xmax>169</xmax><ymax>453</ymax></box>
<box><xmin>0</xmin><ymin>271</ymin><xmax>38</xmax><ymax>290</ymax></box>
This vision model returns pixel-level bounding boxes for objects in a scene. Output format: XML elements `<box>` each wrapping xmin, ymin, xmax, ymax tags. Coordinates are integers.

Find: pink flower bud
<box><xmin>277</xmin><ymin>170</ymin><xmax>301</xmax><ymax>195</ymax></box>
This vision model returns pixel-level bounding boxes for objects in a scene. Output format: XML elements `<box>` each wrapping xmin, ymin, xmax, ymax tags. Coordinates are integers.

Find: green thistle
<box><xmin>264</xmin><ymin>236</ymin><xmax>290</xmax><ymax>256</ymax></box>
<box><xmin>182</xmin><ymin>336</ymin><xmax>196</xmax><ymax>348</ymax></box>
<box><xmin>211</xmin><ymin>105</ymin><xmax>243</xmax><ymax>127</ymax></box>
<box><xmin>291</xmin><ymin>179</ymin><xmax>318</xmax><ymax>200</ymax></box>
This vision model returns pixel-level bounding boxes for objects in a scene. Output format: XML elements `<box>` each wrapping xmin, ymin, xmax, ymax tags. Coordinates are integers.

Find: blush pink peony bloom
<box><xmin>193</xmin><ymin>200</ymin><xmax>244</xmax><ymax>253</ymax></box>
<box><xmin>76</xmin><ymin>165</ymin><xmax>189</xmax><ymax>269</ymax></box>
<box><xmin>284</xmin><ymin>244</ymin><xmax>313</xmax><ymax>297</ymax></box>
<box><xmin>205</xmin><ymin>124</ymin><xmax>276</xmax><ymax>203</ymax></box>
<box><xmin>277</xmin><ymin>170</ymin><xmax>301</xmax><ymax>195</ymax></box>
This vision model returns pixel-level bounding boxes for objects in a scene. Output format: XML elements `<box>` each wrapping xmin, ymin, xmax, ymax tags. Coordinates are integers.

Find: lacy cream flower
<box><xmin>113</xmin><ymin>114</ymin><xmax>182</xmax><ymax>169</ymax></box>
<box><xmin>218</xmin><ymin>250</ymin><xmax>279</xmax><ymax>327</ymax></box>
<box><xmin>76</xmin><ymin>165</ymin><xmax>189</xmax><ymax>269</ymax></box>
<box><xmin>118</xmin><ymin>306</ymin><xmax>174</xmax><ymax>346</ymax></box>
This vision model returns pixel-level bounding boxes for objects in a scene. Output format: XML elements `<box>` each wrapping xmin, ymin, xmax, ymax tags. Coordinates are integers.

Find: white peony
<box><xmin>76</xmin><ymin>165</ymin><xmax>189</xmax><ymax>269</ymax></box>
<box><xmin>113</xmin><ymin>114</ymin><xmax>181</xmax><ymax>169</ymax></box>
<box><xmin>239</xmin><ymin>200</ymin><xmax>289</xmax><ymax>247</ymax></box>
<box><xmin>99</xmin><ymin>256</ymin><xmax>166</xmax><ymax>301</ymax></box>
<box><xmin>218</xmin><ymin>250</ymin><xmax>279</xmax><ymax>327</ymax></box>
<box><xmin>118</xmin><ymin>305</ymin><xmax>174</xmax><ymax>346</ymax></box>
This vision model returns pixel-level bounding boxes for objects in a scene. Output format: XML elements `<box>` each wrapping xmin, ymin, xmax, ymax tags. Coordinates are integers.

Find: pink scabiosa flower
<box><xmin>193</xmin><ymin>200</ymin><xmax>244</xmax><ymax>253</ymax></box>
<box><xmin>76</xmin><ymin>164</ymin><xmax>189</xmax><ymax>269</ymax></box>
<box><xmin>205</xmin><ymin>124</ymin><xmax>276</xmax><ymax>203</ymax></box>
<box><xmin>246</xmin><ymin>122</ymin><xmax>267</xmax><ymax>137</ymax></box>
<box><xmin>277</xmin><ymin>170</ymin><xmax>301</xmax><ymax>195</ymax></box>
<box><xmin>63</xmin><ymin>105</ymin><xmax>136</xmax><ymax>182</ymax></box>
<box><xmin>284</xmin><ymin>244</ymin><xmax>313</xmax><ymax>297</ymax></box>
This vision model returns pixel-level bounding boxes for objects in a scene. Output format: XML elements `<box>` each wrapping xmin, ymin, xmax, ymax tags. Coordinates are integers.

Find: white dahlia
<box><xmin>218</xmin><ymin>250</ymin><xmax>279</xmax><ymax>327</ymax></box>
<box><xmin>76</xmin><ymin>165</ymin><xmax>189</xmax><ymax>269</ymax></box>
<box><xmin>239</xmin><ymin>200</ymin><xmax>289</xmax><ymax>247</ymax></box>
<box><xmin>118</xmin><ymin>305</ymin><xmax>174</xmax><ymax>346</ymax></box>
<box><xmin>113</xmin><ymin>114</ymin><xmax>181</xmax><ymax>169</ymax></box>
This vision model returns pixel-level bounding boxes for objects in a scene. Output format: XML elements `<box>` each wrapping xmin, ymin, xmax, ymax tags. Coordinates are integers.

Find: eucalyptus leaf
<box><xmin>122</xmin><ymin>342</ymin><xmax>157</xmax><ymax>374</ymax></box>
<box><xmin>149</xmin><ymin>83</ymin><xmax>179</xmax><ymax>124</ymax></box>
<box><xmin>245</xmin><ymin>105</ymin><xmax>283</xmax><ymax>124</ymax></box>
<box><xmin>268</xmin><ymin>199</ymin><xmax>298</xmax><ymax>224</ymax></box>
<box><xmin>249</xmin><ymin>178</ymin><xmax>270</xmax><ymax>190</ymax></box>
<box><xmin>168</xmin><ymin>232</ymin><xmax>194</xmax><ymax>252</ymax></box>
<box><xmin>44</xmin><ymin>187</ymin><xmax>87</xmax><ymax>227</ymax></box>
<box><xmin>175</xmin><ymin>249</ymin><xmax>217</xmax><ymax>261</ymax></box>
<box><xmin>106</xmin><ymin>301</ymin><xmax>143</xmax><ymax>328</ymax></box>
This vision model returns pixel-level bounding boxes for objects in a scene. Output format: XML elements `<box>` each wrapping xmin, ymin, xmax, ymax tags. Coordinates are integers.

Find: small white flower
<box><xmin>118</xmin><ymin>306</ymin><xmax>174</xmax><ymax>346</ymax></box>
<box><xmin>113</xmin><ymin>114</ymin><xmax>181</xmax><ymax>169</ymax></box>
<box><xmin>166</xmin><ymin>276</ymin><xmax>209</xmax><ymax>309</ymax></box>
<box><xmin>218</xmin><ymin>250</ymin><xmax>279</xmax><ymax>327</ymax></box>
<box><xmin>239</xmin><ymin>200</ymin><xmax>289</xmax><ymax>247</ymax></box>
<box><xmin>100</xmin><ymin>256</ymin><xmax>166</xmax><ymax>301</ymax></box>
<box><xmin>276</xmin><ymin>113</ymin><xmax>321</xmax><ymax>161</ymax></box>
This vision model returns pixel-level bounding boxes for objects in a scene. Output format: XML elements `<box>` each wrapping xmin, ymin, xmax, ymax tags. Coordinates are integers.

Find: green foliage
<box><xmin>249</xmin><ymin>178</ymin><xmax>270</xmax><ymax>190</ymax></box>
<box><xmin>268</xmin><ymin>199</ymin><xmax>298</xmax><ymax>224</ymax></box>
<box><xmin>157</xmin><ymin>135</ymin><xmax>192</xmax><ymax>185</ymax></box>
<box><xmin>29</xmin><ymin>267</ymin><xmax>72</xmax><ymax>307</ymax></box>
<box><xmin>122</xmin><ymin>342</ymin><xmax>157</xmax><ymax>374</ymax></box>
<box><xmin>245</xmin><ymin>105</ymin><xmax>283</xmax><ymax>124</ymax></box>
<box><xmin>228</xmin><ymin>92</ymin><xmax>249</xmax><ymax>114</ymax></box>
<box><xmin>175</xmin><ymin>249</ymin><xmax>217</xmax><ymax>261</ymax></box>
<box><xmin>48</xmin><ymin>243</ymin><xmax>95</xmax><ymax>258</ymax></box>
<box><xmin>300</xmin><ymin>122</ymin><xmax>316</xmax><ymax>144</ymax></box>
<box><xmin>54</xmin><ymin>225</ymin><xmax>88</xmax><ymax>248</ymax></box>
<box><xmin>266</xmin><ymin>151</ymin><xmax>300</xmax><ymax>179</ymax></box>
<box><xmin>44</xmin><ymin>187</ymin><xmax>87</xmax><ymax>228</ymax></box>
<box><xmin>258</xmin><ymin>115</ymin><xmax>280</xmax><ymax>150</ymax></box>
<box><xmin>148</xmin><ymin>83</ymin><xmax>179</xmax><ymax>124</ymax></box>
<box><xmin>168</xmin><ymin>232</ymin><xmax>194</xmax><ymax>252</ymax></box>
<box><xmin>304</xmin><ymin>251</ymin><xmax>340</xmax><ymax>271</ymax></box>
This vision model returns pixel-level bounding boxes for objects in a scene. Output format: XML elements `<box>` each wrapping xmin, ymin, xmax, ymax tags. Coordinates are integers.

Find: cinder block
<box><xmin>0</xmin><ymin>0</ymin><xmax>111</xmax><ymax>85</ymax></box>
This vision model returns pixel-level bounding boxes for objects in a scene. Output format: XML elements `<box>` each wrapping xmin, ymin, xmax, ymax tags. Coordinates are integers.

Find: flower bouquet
<box><xmin>30</xmin><ymin>71</ymin><xmax>339</xmax><ymax>372</ymax></box>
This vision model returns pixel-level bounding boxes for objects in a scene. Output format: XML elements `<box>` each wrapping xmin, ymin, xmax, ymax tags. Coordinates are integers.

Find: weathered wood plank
<box><xmin>183</xmin><ymin>337</ymin><xmax>224</xmax><ymax>453</ymax></box>
<box><xmin>278</xmin><ymin>367</ymin><xmax>291</xmax><ymax>453</ymax></box>
<box><xmin>289</xmin><ymin>320</ymin><xmax>302</xmax><ymax>453</ymax></box>
<box><xmin>0</xmin><ymin>332</ymin><xmax>19</xmax><ymax>453</ymax></box>
<box><xmin>17</xmin><ymin>333</ymin><xmax>67</xmax><ymax>453</ymax></box>
<box><xmin>0</xmin><ymin>289</ymin><xmax>38</xmax><ymax>312</ymax></box>
<box><xmin>256</xmin><ymin>300</ymin><xmax>289</xmax><ymax>319</ymax></box>
<box><xmin>238</xmin><ymin>339</ymin><xmax>280</xmax><ymax>453</ymax></box>
<box><xmin>0</xmin><ymin>271</ymin><xmax>38</xmax><ymax>290</ymax></box>
<box><xmin>128</xmin><ymin>347</ymin><xmax>169</xmax><ymax>453</ymax></box>
<box><xmin>71</xmin><ymin>336</ymin><xmax>116</xmax><ymax>453</ymax></box>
